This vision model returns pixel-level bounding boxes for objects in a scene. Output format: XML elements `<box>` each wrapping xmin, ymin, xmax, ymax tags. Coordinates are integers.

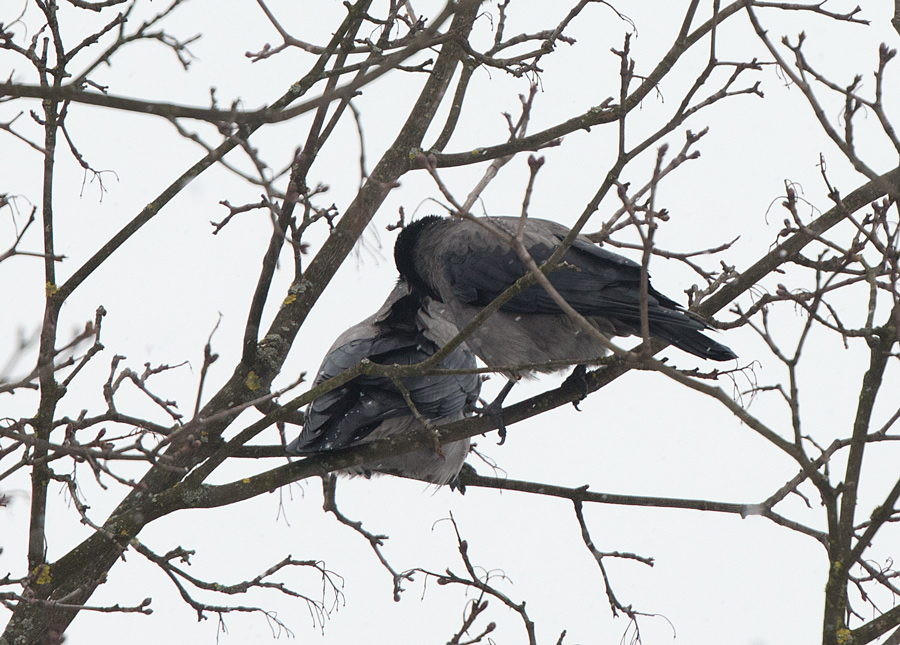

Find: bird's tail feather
<box><xmin>652</xmin><ymin>325</ymin><xmax>736</xmax><ymax>362</ymax></box>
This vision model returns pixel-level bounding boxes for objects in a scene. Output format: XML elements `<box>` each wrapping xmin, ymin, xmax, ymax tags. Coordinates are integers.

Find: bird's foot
<box><xmin>562</xmin><ymin>364</ymin><xmax>589</xmax><ymax>410</ymax></box>
<box><xmin>449</xmin><ymin>462</ymin><xmax>478</xmax><ymax>494</ymax></box>
<box><xmin>477</xmin><ymin>377</ymin><xmax>517</xmax><ymax>445</ymax></box>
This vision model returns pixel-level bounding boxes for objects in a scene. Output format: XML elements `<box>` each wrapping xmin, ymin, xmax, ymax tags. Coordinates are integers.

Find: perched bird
<box><xmin>394</xmin><ymin>215</ymin><xmax>736</xmax><ymax>373</ymax></box>
<box><xmin>286</xmin><ymin>282</ymin><xmax>481</xmax><ymax>486</ymax></box>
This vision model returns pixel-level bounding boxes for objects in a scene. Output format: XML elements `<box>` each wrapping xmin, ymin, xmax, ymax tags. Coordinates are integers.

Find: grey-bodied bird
<box><xmin>393</xmin><ymin>215</ymin><xmax>735</xmax><ymax>373</ymax></box>
<box><xmin>286</xmin><ymin>282</ymin><xmax>481</xmax><ymax>486</ymax></box>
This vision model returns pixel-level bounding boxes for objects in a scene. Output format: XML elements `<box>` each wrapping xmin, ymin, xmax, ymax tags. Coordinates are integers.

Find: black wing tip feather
<box><xmin>669</xmin><ymin>330</ymin><xmax>737</xmax><ymax>362</ymax></box>
<box><xmin>285</xmin><ymin>434</ymin><xmax>310</xmax><ymax>454</ymax></box>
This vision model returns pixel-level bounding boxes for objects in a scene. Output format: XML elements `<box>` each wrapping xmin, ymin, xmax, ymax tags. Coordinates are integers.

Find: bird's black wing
<box><xmin>442</xmin><ymin>234</ymin><xmax>674</xmax><ymax>321</ymax></box>
<box><xmin>440</xmin><ymin>230</ymin><xmax>736</xmax><ymax>361</ymax></box>
<box><xmin>287</xmin><ymin>328</ymin><xmax>479</xmax><ymax>454</ymax></box>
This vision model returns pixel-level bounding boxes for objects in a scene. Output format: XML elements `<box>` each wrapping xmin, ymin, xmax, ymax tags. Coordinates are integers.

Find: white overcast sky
<box><xmin>3</xmin><ymin>1</ymin><xmax>900</xmax><ymax>644</ymax></box>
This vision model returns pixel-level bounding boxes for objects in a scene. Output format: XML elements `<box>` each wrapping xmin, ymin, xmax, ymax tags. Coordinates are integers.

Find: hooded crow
<box><xmin>394</xmin><ymin>215</ymin><xmax>736</xmax><ymax>373</ymax></box>
<box><xmin>286</xmin><ymin>282</ymin><xmax>481</xmax><ymax>486</ymax></box>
